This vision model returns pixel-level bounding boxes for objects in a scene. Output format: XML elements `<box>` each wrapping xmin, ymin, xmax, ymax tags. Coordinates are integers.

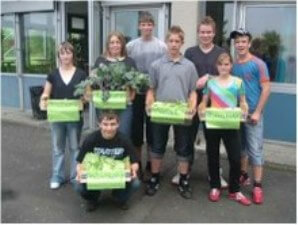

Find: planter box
<box><xmin>150</xmin><ymin>101</ymin><xmax>191</xmax><ymax>125</ymax></box>
<box><xmin>47</xmin><ymin>99</ymin><xmax>82</xmax><ymax>122</ymax></box>
<box><xmin>79</xmin><ymin>154</ymin><xmax>131</xmax><ymax>190</ymax></box>
<box><xmin>92</xmin><ymin>90</ymin><xmax>127</xmax><ymax>110</ymax></box>
<box><xmin>205</xmin><ymin>107</ymin><xmax>242</xmax><ymax>129</ymax></box>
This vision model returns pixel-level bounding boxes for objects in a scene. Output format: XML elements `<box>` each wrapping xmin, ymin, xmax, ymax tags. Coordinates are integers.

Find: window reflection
<box><xmin>114</xmin><ymin>10</ymin><xmax>158</xmax><ymax>43</ymax></box>
<box><xmin>246</xmin><ymin>6</ymin><xmax>296</xmax><ymax>84</ymax></box>
<box><xmin>22</xmin><ymin>12</ymin><xmax>56</xmax><ymax>74</ymax></box>
<box><xmin>1</xmin><ymin>15</ymin><xmax>16</xmax><ymax>73</ymax></box>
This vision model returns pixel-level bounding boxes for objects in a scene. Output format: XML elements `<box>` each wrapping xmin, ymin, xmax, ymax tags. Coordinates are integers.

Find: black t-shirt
<box><xmin>92</xmin><ymin>56</ymin><xmax>136</xmax><ymax>70</ymax></box>
<box><xmin>77</xmin><ymin>130</ymin><xmax>138</xmax><ymax>164</ymax></box>
<box><xmin>184</xmin><ymin>45</ymin><xmax>226</xmax><ymax>78</ymax></box>
<box><xmin>47</xmin><ymin>68</ymin><xmax>87</xmax><ymax>99</ymax></box>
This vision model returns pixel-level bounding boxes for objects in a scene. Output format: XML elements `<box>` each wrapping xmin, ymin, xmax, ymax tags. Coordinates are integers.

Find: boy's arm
<box><xmin>130</xmin><ymin>163</ymin><xmax>139</xmax><ymax>179</ymax></box>
<box><xmin>240</xmin><ymin>95</ymin><xmax>249</xmax><ymax>115</ymax></box>
<box><xmin>76</xmin><ymin>163</ymin><xmax>84</xmax><ymax>181</ymax></box>
<box><xmin>188</xmin><ymin>90</ymin><xmax>197</xmax><ymax>117</ymax></box>
<box><xmin>251</xmin><ymin>81</ymin><xmax>271</xmax><ymax>124</ymax></box>
<box><xmin>145</xmin><ymin>88</ymin><xmax>155</xmax><ymax>114</ymax></box>
<box><xmin>123</xmin><ymin>137</ymin><xmax>139</xmax><ymax>179</ymax></box>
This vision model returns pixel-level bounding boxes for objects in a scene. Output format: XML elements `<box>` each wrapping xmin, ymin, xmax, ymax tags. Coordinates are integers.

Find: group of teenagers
<box><xmin>40</xmin><ymin>12</ymin><xmax>271</xmax><ymax>212</ymax></box>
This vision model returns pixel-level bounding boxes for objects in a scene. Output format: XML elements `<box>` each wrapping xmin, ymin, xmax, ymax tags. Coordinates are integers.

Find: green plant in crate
<box><xmin>150</xmin><ymin>101</ymin><xmax>191</xmax><ymax>125</ymax></box>
<box><xmin>74</xmin><ymin>62</ymin><xmax>150</xmax><ymax>105</ymax></box>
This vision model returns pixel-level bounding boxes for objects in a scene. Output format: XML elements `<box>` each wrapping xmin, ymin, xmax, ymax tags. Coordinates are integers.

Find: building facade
<box><xmin>1</xmin><ymin>0</ymin><xmax>296</xmax><ymax>143</ymax></box>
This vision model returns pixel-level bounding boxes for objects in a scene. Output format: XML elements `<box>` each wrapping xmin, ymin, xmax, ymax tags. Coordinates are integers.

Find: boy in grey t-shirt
<box><xmin>126</xmin><ymin>12</ymin><xmax>167</xmax><ymax>181</ymax></box>
<box><xmin>145</xmin><ymin>26</ymin><xmax>197</xmax><ymax>199</ymax></box>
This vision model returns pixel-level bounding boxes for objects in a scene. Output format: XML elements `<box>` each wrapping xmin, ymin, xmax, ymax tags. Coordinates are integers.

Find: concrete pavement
<box><xmin>1</xmin><ymin>120</ymin><xmax>296</xmax><ymax>223</ymax></box>
<box><xmin>1</xmin><ymin>107</ymin><xmax>296</xmax><ymax>170</ymax></box>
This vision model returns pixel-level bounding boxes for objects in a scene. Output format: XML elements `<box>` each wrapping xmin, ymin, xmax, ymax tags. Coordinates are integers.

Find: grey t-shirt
<box><xmin>149</xmin><ymin>55</ymin><xmax>198</xmax><ymax>102</ymax></box>
<box><xmin>126</xmin><ymin>37</ymin><xmax>167</xmax><ymax>74</ymax></box>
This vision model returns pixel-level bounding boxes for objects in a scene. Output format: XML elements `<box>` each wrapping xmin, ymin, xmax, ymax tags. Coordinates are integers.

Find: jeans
<box><xmin>150</xmin><ymin>123</ymin><xmax>192</xmax><ymax>161</ymax></box>
<box><xmin>76</xmin><ymin>178</ymin><xmax>141</xmax><ymax>203</ymax></box>
<box><xmin>241</xmin><ymin>115</ymin><xmax>264</xmax><ymax>166</ymax></box>
<box><xmin>96</xmin><ymin>104</ymin><xmax>133</xmax><ymax>138</ymax></box>
<box><xmin>205</xmin><ymin>128</ymin><xmax>241</xmax><ymax>193</ymax></box>
<box><xmin>50</xmin><ymin>121</ymin><xmax>82</xmax><ymax>184</ymax></box>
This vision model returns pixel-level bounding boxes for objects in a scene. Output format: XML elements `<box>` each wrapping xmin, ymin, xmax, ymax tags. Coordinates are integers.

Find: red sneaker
<box><xmin>209</xmin><ymin>188</ymin><xmax>221</xmax><ymax>202</ymax></box>
<box><xmin>252</xmin><ymin>187</ymin><xmax>264</xmax><ymax>204</ymax></box>
<box><xmin>229</xmin><ymin>192</ymin><xmax>252</xmax><ymax>206</ymax></box>
<box><xmin>239</xmin><ymin>175</ymin><xmax>251</xmax><ymax>186</ymax></box>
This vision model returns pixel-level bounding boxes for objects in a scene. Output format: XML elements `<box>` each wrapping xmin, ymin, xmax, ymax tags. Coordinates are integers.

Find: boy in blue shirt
<box><xmin>230</xmin><ymin>29</ymin><xmax>271</xmax><ymax>204</ymax></box>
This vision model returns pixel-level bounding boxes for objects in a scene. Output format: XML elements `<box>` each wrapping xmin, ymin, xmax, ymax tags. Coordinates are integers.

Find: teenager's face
<box><xmin>99</xmin><ymin>118</ymin><xmax>119</xmax><ymax>139</ymax></box>
<box><xmin>59</xmin><ymin>49</ymin><xmax>74</xmax><ymax>66</ymax></box>
<box><xmin>108</xmin><ymin>35</ymin><xmax>122</xmax><ymax>57</ymax></box>
<box><xmin>166</xmin><ymin>33</ymin><xmax>183</xmax><ymax>56</ymax></box>
<box><xmin>139</xmin><ymin>22</ymin><xmax>154</xmax><ymax>37</ymax></box>
<box><xmin>234</xmin><ymin>36</ymin><xmax>251</xmax><ymax>57</ymax></box>
<box><xmin>198</xmin><ymin>24</ymin><xmax>215</xmax><ymax>46</ymax></box>
<box><xmin>217</xmin><ymin>58</ymin><xmax>232</xmax><ymax>76</ymax></box>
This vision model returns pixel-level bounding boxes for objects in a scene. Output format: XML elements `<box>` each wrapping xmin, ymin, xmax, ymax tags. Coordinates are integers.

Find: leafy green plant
<box><xmin>74</xmin><ymin>62</ymin><xmax>150</xmax><ymax>102</ymax></box>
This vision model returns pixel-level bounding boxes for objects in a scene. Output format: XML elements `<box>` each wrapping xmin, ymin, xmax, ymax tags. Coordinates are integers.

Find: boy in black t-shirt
<box><xmin>76</xmin><ymin>111</ymin><xmax>140</xmax><ymax>212</ymax></box>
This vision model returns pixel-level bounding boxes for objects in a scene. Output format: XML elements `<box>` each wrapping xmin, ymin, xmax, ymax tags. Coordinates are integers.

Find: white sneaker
<box><xmin>220</xmin><ymin>175</ymin><xmax>228</xmax><ymax>189</ymax></box>
<box><xmin>171</xmin><ymin>173</ymin><xmax>190</xmax><ymax>185</ymax></box>
<box><xmin>171</xmin><ymin>173</ymin><xmax>180</xmax><ymax>185</ymax></box>
<box><xmin>207</xmin><ymin>175</ymin><xmax>229</xmax><ymax>189</ymax></box>
<box><xmin>50</xmin><ymin>182</ymin><xmax>60</xmax><ymax>189</ymax></box>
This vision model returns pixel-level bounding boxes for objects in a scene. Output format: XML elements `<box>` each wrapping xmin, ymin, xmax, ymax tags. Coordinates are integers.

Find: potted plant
<box><xmin>74</xmin><ymin>62</ymin><xmax>150</xmax><ymax>109</ymax></box>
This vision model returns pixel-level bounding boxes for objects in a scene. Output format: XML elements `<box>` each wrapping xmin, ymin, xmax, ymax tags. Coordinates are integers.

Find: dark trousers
<box><xmin>205</xmin><ymin>128</ymin><xmax>241</xmax><ymax>193</ymax></box>
<box><xmin>131</xmin><ymin>94</ymin><xmax>153</xmax><ymax>147</ymax></box>
<box><xmin>151</xmin><ymin>123</ymin><xmax>192</xmax><ymax>161</ymax></box>
<box><xmin>189</xmin><ymin>114</ymin><xmax>208</xmax><ymax>166</ymax></box>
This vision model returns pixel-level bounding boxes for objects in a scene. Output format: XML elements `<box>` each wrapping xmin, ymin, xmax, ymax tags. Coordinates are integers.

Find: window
<box><xmin>103</xmin><ymin>3</ymin><xmax>168</xmax><ymax>46</ymax></box>
<box><xmin>244</xmin><ymin>5</ymin><xmax>296</xmax><ymax>84</ymax></box>
<box><xmin>113</xmin><ymin>9</ymin><xmax>159</xmax><ymax>43</ymax></box>
<box><xmin>22</xmin><ymin>12</ymin><xmax>56</xmax><ymax>74</ymax></box>
<box><xmin>1</xmin><ymin>15</ymin><xmax>16</xmax><ymax>73</ymax></box>
<box><xmin>206</xmin><ymin>1</ymin><xmax>234</xmax><ymax>50</ymax></box>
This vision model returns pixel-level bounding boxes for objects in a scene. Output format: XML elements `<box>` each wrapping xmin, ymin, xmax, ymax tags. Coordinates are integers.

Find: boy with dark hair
<box><xmin>76</xmin><ymin>111</ymin><xmax>140</xmax><ymax>212</ymax></box>
<box><xmin>127</xmin><ymin>11</ymin><xmax>167</xmax><ymax>181</ymax></box>
<box><xmin>145</xmin><ymin>25</ymin><xmax>197</xmax><ymax>199</ymax></box>
<box><xmin>230</xmin><ymin>28</ymin><xmax>271</xmax><ymax>204</ymax></box>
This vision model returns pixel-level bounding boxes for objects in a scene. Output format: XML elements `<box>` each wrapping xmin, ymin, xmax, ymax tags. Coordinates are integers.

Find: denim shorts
<box><xmin>241</xmin><ymin>115</ymin><xmax>264</xmax><ymax>166</ymax></box>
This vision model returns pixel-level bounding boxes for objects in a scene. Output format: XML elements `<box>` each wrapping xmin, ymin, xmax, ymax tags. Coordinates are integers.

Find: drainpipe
<box><xmin>15</xmin><ymin>14</ymin><xmax>24</xmax><ymax>111</ymax></box>
<box><xmin>88</xmin><ymin>0</ymin><xmax>95</xmax><ymax>129</ymax></box>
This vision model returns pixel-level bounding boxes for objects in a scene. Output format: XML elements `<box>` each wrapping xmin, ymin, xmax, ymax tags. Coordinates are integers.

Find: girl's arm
<box><xmin>39</xmin><ymin>81</ymin><xmax>52</xmax><ymax>110</ymax></box>
<box><xmin>198</xmin><ymin>94</ymin><xmax>208</xmax><ymax>119</ymax></box>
